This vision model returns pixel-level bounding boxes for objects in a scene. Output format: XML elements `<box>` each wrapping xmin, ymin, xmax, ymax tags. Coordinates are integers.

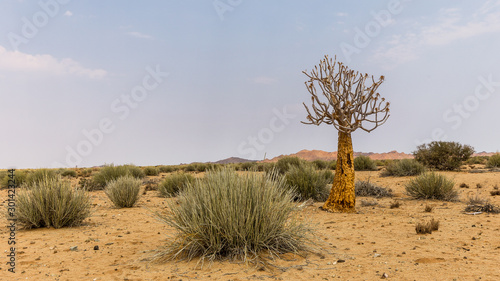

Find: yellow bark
<box><xmin>322</xmin><ymin>131</ymin><xmax>356</xmax><ymax>213</ymax></box>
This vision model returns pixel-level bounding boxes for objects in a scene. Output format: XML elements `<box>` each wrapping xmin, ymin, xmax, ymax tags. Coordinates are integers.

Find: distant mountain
<box><xmin>214</xmin><ymin>157</ymin><xmax>256</xmax><ymax>164</ymax></box>
<box><xmin>261</xmin><ymin>149</ymin><xmax>414</xmax><ymax>162</ymax></box>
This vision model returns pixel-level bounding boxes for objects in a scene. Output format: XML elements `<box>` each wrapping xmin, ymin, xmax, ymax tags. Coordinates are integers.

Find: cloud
<box><xmin>252</xmin><ymin>76</ymin><xmax>277</xmax><ymax>85</ymax></box>
<box><xmin>336</xmin><ymin>12</ymin><xmax>348</xmax><ymax>17</ymax></box>
<box><xmin>127</xmin><ymin>31</ymin><xmax>153</xmax><ymax>39</ymax></box>
<box><xmin>64</xmin><ymin>10</ymin><xmax>73</xmax><ymax>17</ymax></box>
<box><xmin>0</xmin><ymin>46</ymin><xmax>107</xmax><ymax>79</ymax></box>
<box><xmin>372</xmin><ymin>2</ymin><xmax>500</xmax><ymax>67</ymax></box>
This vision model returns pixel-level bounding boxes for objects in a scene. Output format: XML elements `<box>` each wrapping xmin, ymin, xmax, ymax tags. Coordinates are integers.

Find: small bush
<box><xmin>158</xmin><ymin>172</ymin><xmax>195</xmax><ymax>197</ymax></box>
<box><xmin>466</xmin><ymin>156</ymin><xmax>488</xmax><ymax>165</ymax></box>
<box><xmin>60</xmin><ymin>169</ymin><xmax>77</xmax><ymax>178</ymax></box>
<box><xmin>25</xmin><ymin>169</ymin><xmax>58</xmax><ymax>186</ymax></box>
<box><xmin>381</xmin><ymin>159</ymin><xmax>426</xmax><ymax>177</ymax></box>
<box><xmin>405</xmin><ymin>172</ymin><xmax>458</xmax><ymax>201</ymax></box>
<box><xmin>77</xmin><ymin>178</ymin><xmax>101</xmax><ymax>191</ymax></box>
<box><xmin>311</xmin><ymin>159</ymin><xmax>329</xmax><ymax>170</ymax></box>
<box><xmin>158</xmin><ymin>165</ymin><xmax>175</xmax><ymax>173</ymax></box>
<box><xmin>239</xmin><ymin>162</ymin><xmax>257</xmax><ymax>171</ymax></box>
<box><xmin>275</xmin><ymin>156</ymin><xmax>304</xmax><ymax>174</ymax></box>
<box><xmin>153</xmin><ymin>168</ymin><xmax>312</xmax><ymax>263</ymax></box>
<box><xmin>424</xmin><ymin>205</ymin><xmax>433</xmax><ymax>212</ymax></box>
<box><xmin>413</xmin><ymin>141</ymin><xmax>474</xmax><ymax>171</ymax></box>
<box><xmin>355</xmin><ymin>179</ymin><xmax>393</xmax><ymax>198</ymax></box>
<box><xmin>390</xmin><ymin>201</ymin><xmax>401</xmax><ymax>209</ymax></box>
<box><xmin>459</xmin><ymin>183</ymin><xmax>469</xmax><ymax>188</ymax></box>
<box><xmin>353</xmin><ymin>156</ymin><xmax>377</xmax><ymax>171</ymax></box>
<box><xmin>104</xmin><ymin>176</ymin><xmax>142</xmax><ymax>208</ymax></box>
<box><xmin>329</xmin><ymin>160</ymin><xmax>337</xmax><ymax>170</ymax></box>
<box><xmin>464</xmin><ymin>199</ymin><xmax>500</xmax><ymax>214</ymax></box>
<box><xmin>491</xmin><ymin>190</ymin><xmax>500</xmax><ymax>196</ymax></box>
<box><xmin>143</xmin><ymin>166</ymin><xmax>159</xmax><ymax>176</ymax></box>
<box><xmin>415</xmin><ymin>218</ymin><xmax>439</xmax><ymax>234</ymax></box>
<box><xmin>476</xmin><ymin>183</ymin><xmax>483</xmax><ymax>189</ymax></box>
<box><xmin>487</xmin><ymin>154</ymin><xmax>500</xmax><ymax>168</ymax></box>
<box><xmin>15</xmin><ymin>176</ymin><xmax>91</xmax><ymax>229</ymax></box>
<box><xmin>284</xmin><ymin>164</ymin><xmax>333</xmax><ymax>201</ymax></box>
<box><xmin>92</xmin><ymin>164</ymin><xmax>145</xmax><ymax>190</ymax></box>
<box><xmin>1</xmin><ymin>170</ymin><xmax>28</xmax><ymax>189</ymax></box>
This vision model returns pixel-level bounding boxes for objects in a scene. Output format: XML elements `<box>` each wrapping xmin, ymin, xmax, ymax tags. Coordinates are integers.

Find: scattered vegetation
<box><xmin>464</xmin><ymin>196</ymin><xmax>500</xmax><ymax>214</ymax></box>
<box><xmin>459</xmin><ymin>183</ymin><xmax>469</xmax><ymax>188</ymax></box>
<box><xmin>405</xmin><ymin>172</ymin><xmax>458</xmax><ymax>201</ymax></box>
<box><xmin>157</xmin><ymin>172</ymin><xmax>195</xmax><ymax>198</ymax></box>
<box><xmin>1</xmin><ymin>170</ymin><xmax>28</xmax><ymax>189</ymax></box>
<box><xmin>284</xmin><ymin>163</ymin><xmax>333</xmax><ymax>201</ymax></box>
<box><xmin>487</xmin><ymin>153</ymin><xmax>500</xmax><ymax>168</ymax></box>
<box><xmin>381</xmin><ymin>159</ymin><xmax>426</xmax><ymax>177</ymax></box>
<box><xmin>355</xmin><ymin>179</ymin><xmax>393</xmax><ymax>198</ymax></box>
<box><xmin>415</xmin><ymin>218</ymin><xmax>439</xmax><ymax>234</ymax></box>
<box><xmin>413</xmin><ymin>141</ymin><xmax>474</xmax><ymax>171</ymax></box>
<box><xmin>15</xmin><ymin>176</ymin><xmax>91</xmax><ymax>229</ymax></box>
<box><xmin>476</xmin><ymin>183</ymin><xmax>483</xmax><ymax>189</ymax></box>
<box><xmin>424</xmin><ymin>205</ymin><xmax>433</xmax><ymax>212</ymax></box>
<box><xmin>153</xmin><ymin>168</ymin><xmax>313</xmax><ymax>263</ymax></box>
<box><xmin>353</xmin><ymin>156</ymin><xmax>377</xmax><ymax>171</ymax></box>
<box><xmin>465</xmin><ymin>156</ymin><xmax>489</xmax><ymax>165</ymax></box>
<box><xmin>104</xmin><ymin>176</ymin><xmax>142</xmax><ymax>208</ymax></box>
<box><xmin>390</xmin><ymin>201</ymin><xmax>401</xmax><ymax>209</ymax></box>
<box><xmin>491</xmin><ymin>190</ymin><xmax>500</xmax><ymax>196</ymax></box>
<box><xmin>25</xmin><ymin>169</ymin><xmax>58</xmax><ymax>186</ymax></box>
<box><xmin>275</xmin><ymin>156</ymin><xmax>304</xmax><ymax>174</ymax></box>
<box><xmin>91</xmin><ymin>164</ymin><xmax>145</xmax><ymax>190</ymax></box>
<box><xmin>143</xmin><ymin>166</ymin><xmax>159</xmax><ymax>176</ymax></box>
<box><xmin>59</xmin><ymin>169</ymin><xmax>77</xmax><ymax>178</ymax></box>
<box><xmin>311</xmin><ymin>159</ymin><xmax>329</xmax><ymax>170</ymax></box>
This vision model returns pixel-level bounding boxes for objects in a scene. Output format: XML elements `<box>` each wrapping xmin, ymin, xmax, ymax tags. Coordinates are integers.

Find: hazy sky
<box><xmin>1</xmin><ymin>0</ymin><xmax>500</xmax><ymax>168</ymax></box>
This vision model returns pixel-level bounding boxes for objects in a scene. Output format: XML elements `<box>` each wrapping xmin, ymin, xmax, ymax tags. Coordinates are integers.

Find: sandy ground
<box><xmin>1</xmin><ymin>170</ymin><xmax>500</xmax><ymax>281</ymax></box>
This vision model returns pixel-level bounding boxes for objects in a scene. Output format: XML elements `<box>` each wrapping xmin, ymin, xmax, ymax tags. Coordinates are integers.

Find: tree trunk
<box><xmin>322</xmin><ymin>131</ymin><xmax>356</xmax><ymax>212</ymax></box>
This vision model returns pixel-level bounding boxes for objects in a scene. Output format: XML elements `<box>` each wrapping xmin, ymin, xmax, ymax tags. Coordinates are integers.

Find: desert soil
<box><xmin>1</xmin><ymin>170</ymin><xmax>500</xmax><ymax>281</ymax></box>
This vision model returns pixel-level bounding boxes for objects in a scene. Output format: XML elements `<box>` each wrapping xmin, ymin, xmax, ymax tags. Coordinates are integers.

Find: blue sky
<box><xmin>1</xmin><ymin>0</ymin><xmax>500</xmax><ymax>168</ymax></box>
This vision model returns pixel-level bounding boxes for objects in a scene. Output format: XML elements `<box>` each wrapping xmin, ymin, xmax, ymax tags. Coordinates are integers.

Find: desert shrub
<box><xmin>104</xmin><ymin>176</ymin><xmax>142</xmax><ymax>208</ymax></box>
<box><xmin>491</xmin><ymin>190</ymin><xmax>500</xmax><ymax>196</ymax></box>
<box><xmin>466</xmin><ymin>156</ymin><xmax>489</xmax><ymax>165</ymax></box>
<box><xmin>275</xmin><ymin>156</ymin><xmax>304</xmax><ymax>174</ymax></box>
<box><xmin>424</xmin><ymin>205</ymin><xmax>433</xmax><ymax>212</ymax></box>
<box><xmin>1</xmin><ymin>170</ymin><xmax>28</xmax><ymax>189</ymax></box>
<box><xmin>390</xmin><ymin>200</ymin><xmax>401</xmax><ymax>209</ymax></box>
<box><xmin>311</xmin><ymin>159</ymin><xmax>329</xmax><ymax>170</ymax></box>
<box><xmin>353</xmin><ymin>156</ymin><xmax>377</xmax><ymax>171</ymax></box>
<box><xmin>360</xmin><ymin>200</ymin><xmax>378</xmax><ymax>207</ymax></box>
<box><xmin>413</xmin><ymin>141</ymin><xmax>474</xmax><ymax>171</ymax></box>
<box><xmin>60</xmin><ymin>169</ymin><xmax>77</xmax><ymax>178</ymax></box>
<box><xmin>92</xmin><ymin>164</ymin><xmax>145</xmax><ymax>190</ymax></box>
<box><xmin>415</xmin><ymin>219</ymin><xmax>439</xmax><ymax>234</ymax></box>
<box><xmin>143</xmin><ymin>166</ymin><xmax>159</xmax><ymax>176</ymax></box>
<box><xmin>381</xmin><ymin>159</ymin><xmax>426</xmax><ymax>177</ymax></box>
<box><xmin>355</xmin><ymin>179</ymin><xmax>393</xmax><ymax>198</ymax></box>
<box><xmin>158</xmin><ymin>172</ymin><xmax>195</xmax><ymax>197</ymax></box>
<box><xmin>464</xmin><ymin>196</ymin><xmax>500</xmax><ymax>214</ymax></box>
<box><xmin>284</xmin><ymin>164</ymin><xmax>333</xmax><ymax>201</ymax></box>
<box><xmin>329</xmin><ymin>160</ymin><xmax>337</xmax><ymax>170</ymax></box>
<box><xmin>153</xmin><ymin>168</ymin><xmax>312</xmax><ymax>263</ymax></box>
<box><xmin>237</xmin><ymin>162</ymin><xmax>255</xmax><ymax>171</ymax></box>
<box><xmin>405</xmin><ymin>172</ymin><xmax>458</xmax><ymax>201</ymax></box>
<box><xmin>459</xmin><ymin>183</ymin><xmax>469</xmax><ymax>188</ymax></box>
<box><xmin>158</xmin><ymin>165</ymin><xmax>175</xmax><ymax>173</ymax></box>
<box><xmin>487</xmin><ymin>154</ymin><xmax>500</xmax><ymax>168</ymax></box>
<box><xmin>374</xmin><ymin>160</ymin><xmax>389</xmax><ymax>167</ymax></box>
<box><xmin>256</xmin><ymin>162</ymin><xmax>275</xmax><ymax>172</ymax></box>
<box><xmin>25</xmin><ymin>169</ymin><xmax>58</xmax><ymax>186</ymax></box>
<box><xmin>77</xmin><ymin>178</ymin><xmax>101</xmax><ymax>191</ymax></box>
<box><xmin>15</xmin><ymin>176</ymin><xmax>91</xmax><ymax>229</ymax></box>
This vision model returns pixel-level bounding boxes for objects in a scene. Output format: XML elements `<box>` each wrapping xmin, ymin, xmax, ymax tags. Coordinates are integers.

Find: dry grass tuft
<box><xmin>415</xmin><ymin>218</ymin><xmax>439</xmax><ymax>234</ymax></box>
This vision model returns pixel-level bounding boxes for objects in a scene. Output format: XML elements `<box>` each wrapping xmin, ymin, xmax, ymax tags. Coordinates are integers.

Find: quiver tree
<box><xmin>302</xmin><ymin>55</ymin><xmax>390</xmax><ymax>212</ymax></box>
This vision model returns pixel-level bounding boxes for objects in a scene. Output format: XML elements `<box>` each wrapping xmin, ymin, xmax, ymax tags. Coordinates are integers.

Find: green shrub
<box><xmin>256</xmin><ymin>162</ymin><xmax>275</xmax><ymax>172</ymax></box>
<box><xmin>355</xmin><ymin>180</ymin><xmax>393</xmax><ymax>198</ymax></box>
<box><xmin>158</xmin><ymin>172</ymin><xmax>195</xmax><ymax>197</ymax></box>
<box><xmin>240</xmin><ymin>162</ymin><xmax>257</xmax><ymax>171</ymax></box>
<box><xmin>311</xmin><ymin>159</ymin><xmax>329</xmax><ymax>170</ymax></box>
<box><xmin>104</xmin><ymin>176</ymin><xmax>142</xmax><ymax>208</ymax></box>
<box><xmin>487</xmin><ymin>154</ymin><xmax>500</xmax><ymax>168</ymax></box>
<box><xmin>275</xmin><ymin>156</ymin><xmax>304</xmax><ymax>174</ymax></box>
<box><xmin>405</xmin><ymin>172</ymin><xmax>458</xmax><ymax>201</ymax></box>
<box><xmin>285</xmin><ymin>164</ymin><xmax>333</xmax><ymax>201</ymax></box>
<box><xmin>60</xmin><ymin>169</ymin><xmax>77</xmax><ymax>178</ymax></box>
<box><xmin>354</xmin><ymin>156</ymin><xmax>377</xmax><ymax>171</ymax></box>
<box><xmin>158</xmin><ymin>165</ymin><xmax>178</xmax><ymax>173</ymax></box>
<box><xmin>329</xmin><ymin>160</ymin><xmax>337</xmax><ymax>170</ymax></box>
<box><xmin>25</xmin><ymin>169</ymin><xmax>58</xmax><ymax>186</ymax></box>
<box><xmin>1</xmin><ymin>170</ymin><xmax>28</xmax><ymax>189</ymax></box>
<box><xmin>15</xmin><ymin>176</ymin><xmax>91</xmax><ymax>229</ymax></box>
<box><xmin>466</xmin><ymin>156</ymin><xmax>489</xmax><ymax>165</ymax></box>
<box><xmin>78</xmin><ymin>178</ymin><xmax>101</xmax><ymax>191</ymax></box>
<box><xmin>143</xmin><ymin>166</ymin><xmax>159</xmax><ymax>176</ymax></box>
<box><xmin>413</xmin><ymin>141</ymin><xmax>474</xmax><ymax>171</ymax></box>
<box><xmin>92</xmin><ymin>164</ymin><xmax>145</xmax><ymax>190</ymax></box>
<box><xmin>153</xmin><ymin>168</ymin><xmax>312</xmax><ymax>263</ymax></box>
<box><xmin>381</xmin><ymin>159</ymin><xmax>426</xmax><ymax>177</ymax></box>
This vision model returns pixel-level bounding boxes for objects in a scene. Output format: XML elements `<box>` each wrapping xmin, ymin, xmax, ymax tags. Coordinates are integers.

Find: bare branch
<box><xmin>302</xmin><ymin>55</ymin><xmax>390</xmax><ymax>133</ymax></box>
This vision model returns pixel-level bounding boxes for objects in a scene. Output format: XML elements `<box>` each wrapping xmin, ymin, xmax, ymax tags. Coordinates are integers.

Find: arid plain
<box><xmin>1</xmin><ymin>163</ymin><xmax>499</xmax><ymax>281</ymax></box>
